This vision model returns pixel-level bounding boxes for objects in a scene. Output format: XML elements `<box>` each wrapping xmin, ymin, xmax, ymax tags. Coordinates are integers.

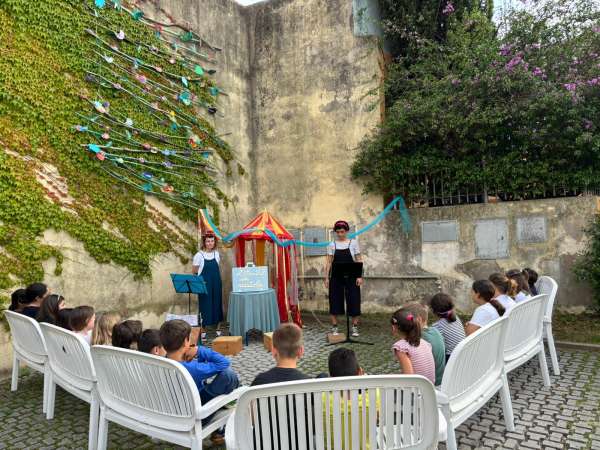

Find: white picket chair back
<box><xmin>4</xmin><ymin>310</ymin><xmax>50</xmax><ymax>412</ymax></box>
<box><xmin>535</xmin><ymin>276</ymin><xmax>558</xmax><ymax>323</ymax></box>
<box><xmin>440</xmin><ymin>316</ymin><xmax>507</xmax><ymax>416</ymax></box>
<box><xmin>503</xmin><ymin>294</ymin><xmax>548</xmax><ymax>362</ymax></box>
<box><xmin>438</xmin><ymin>316</ymin><xmax>514</xmax><ymax>450</ymax></box>
<box><xmin>40</xmin><ymin>323</ymin><xmax>99</xmax><ymax>450</ymax></box>
<box><xmin>41</xmin><ymin>323</ymin><xmax>96</xmax><ymax>395</ymax></box>
<box><xmin>227</xmin><ymin>375</ymin><xmax>439</xmax><ymax>450</ymax></box>
<box><xmin>5</xmin><ymin>310</ymin><xmax>47</xmax><ymax>366</ymax></box>
<box><xmin>91</xmin><ymin>345</ymin><xmax>202</xmax><ymax>432</ymax></box>
<box><xmin>535</xmin><ymin>275</ymin><xmax>560</xmax><ymax>375</ymax></box>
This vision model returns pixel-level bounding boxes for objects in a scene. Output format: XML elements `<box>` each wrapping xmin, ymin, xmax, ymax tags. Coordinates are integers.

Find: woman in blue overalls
<box><xmin>324</xmin><ymin>220</ymin><xmax>363</xmax><ymax>337</ymax></box>
<box><xmin>192</xmin><ymin>233</ymin><xmax>223</xmax><ymax>332</ymax></box>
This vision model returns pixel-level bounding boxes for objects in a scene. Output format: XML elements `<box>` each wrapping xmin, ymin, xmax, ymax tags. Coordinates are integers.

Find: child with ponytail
<box><xmin>489</xmin><ymin>273</ymin><xmax>517</xmax><ymax>312</ymax></box>
<box><xmin>429</xmin><ymin>293</ymin><xmax>466</xmax><ymax>361</ymax></box>
<box><xmin>466</xmin><ymin>280</ymin><xmax>506</xmax><ymax>336</ymax></box>
<box><xmin>390</xmin><ymin>307</ymin><xmax>435</xmax><ymax>384</ymax></box>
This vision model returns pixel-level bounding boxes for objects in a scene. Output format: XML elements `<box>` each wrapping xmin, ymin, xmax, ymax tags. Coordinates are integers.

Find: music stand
<box><xmin>170</xmin><ymin>274</ymin><xmax>207</xmax><ymax>315</ymax></box>
<box><xmin>328</xmin><ymin>262</ymin><xmax>373</xmax><ymax>346</ymax></box>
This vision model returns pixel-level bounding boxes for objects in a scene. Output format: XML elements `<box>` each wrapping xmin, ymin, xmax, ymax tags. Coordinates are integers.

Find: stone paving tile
<box><xmin>1</xmin><ymin>314</ymin><xmax>599</xmax><ymax>449</ymax></box>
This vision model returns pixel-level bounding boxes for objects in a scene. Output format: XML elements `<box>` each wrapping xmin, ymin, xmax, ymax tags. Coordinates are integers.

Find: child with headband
<box><xmin>390</xmin><ymin>307</ymin><xmax>435</xmax><ymax>384</ymax></box>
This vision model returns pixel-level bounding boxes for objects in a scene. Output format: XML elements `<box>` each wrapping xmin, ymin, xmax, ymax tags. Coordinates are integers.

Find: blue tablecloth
<box><xmin>227</xmin><ymin>289</ymin><xmax>280</xmax><ymax>340</ymax></box>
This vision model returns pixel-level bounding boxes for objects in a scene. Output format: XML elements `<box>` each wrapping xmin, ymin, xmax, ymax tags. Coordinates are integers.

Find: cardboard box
<box><xmin>212</xmin><ymin>336</ymin><xmax>243</xmax><ymax>356</ymax></box>
<box><xmin>263</xmin><ymin>332</ymin><xmax>274</xmax><ymax>352</ymax></box>
<box><xmin>327</xmin><ymin>333</ymin><xmax>346</xmax><ymax>344</ymax></box>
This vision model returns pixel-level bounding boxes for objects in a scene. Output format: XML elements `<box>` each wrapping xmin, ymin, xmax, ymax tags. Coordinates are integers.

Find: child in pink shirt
<box><xmin>391</xmin><ymin>307</ymin><xmax>436</xmax><ymax>384</ymax></box>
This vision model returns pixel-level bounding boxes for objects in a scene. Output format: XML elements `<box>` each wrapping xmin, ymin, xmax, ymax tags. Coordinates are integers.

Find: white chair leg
<box><xmin>445</xmin><ymin>421</ymin><xmax>457</xmax><ymax>450</ymax></box>
<box><xmin>42</xmin><ymin>367</ymin><xmax>50</xmax><ymax>414</ymax></box>
<box><xmin>11</xmin><ymin>354</ymin><xmax>19</xmax><ymax>391</ymax></box>
<box><xmin>88</xmin><ymin>394</ymin><xmax>100</xmax><ymax>450</ymax></box>
<box><xmin>538</xmin><ymin>344</ymin><xmax>551</xmax><ymax>387</ymax></box>
<box><xmin>46</xmin><ymin>380</ymin><xmax>57</xmax><ymax>420</ymax></box>
<box><xmin>499</xmin><ymin>374</ymin><xmax>515</xmax><ymax>432</ymax></box>
<box><xmin>545</xmin><ymin>324</ymin><xmax>560</xmax><ymax>376</ymax></box>
<box><xmin>191</xmin><ymin>426</ymin><xmax>203</xmax><ymax>450</ymax></box>
<box><xmin>97</xmin><ymin>408</ymin><xmax>108</xmax><ymax>450</ymax></box>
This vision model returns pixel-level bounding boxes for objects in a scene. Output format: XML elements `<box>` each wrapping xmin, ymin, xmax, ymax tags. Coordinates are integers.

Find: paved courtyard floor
<box><xmin>1</xmin><ymin>314</ymin><xmax>599</xmax><ymax>449</ymax></box>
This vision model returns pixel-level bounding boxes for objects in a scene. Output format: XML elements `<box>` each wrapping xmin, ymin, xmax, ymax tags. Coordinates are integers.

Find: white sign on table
<box><xmin>232</xmin><ymin>262</ymin><xmax>269</xmax><ymax>292</ymax></box>
<box><xmin>165</xmin><ymin>313</ymin><xmax>198</xmax><ymax>327</ymax></box>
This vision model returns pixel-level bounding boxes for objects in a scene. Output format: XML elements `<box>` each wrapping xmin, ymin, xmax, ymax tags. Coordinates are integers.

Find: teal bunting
<box><xmin>201</xmin><ymin>196</ymin><xmax>412</xmax><ymax>246</ymax></box>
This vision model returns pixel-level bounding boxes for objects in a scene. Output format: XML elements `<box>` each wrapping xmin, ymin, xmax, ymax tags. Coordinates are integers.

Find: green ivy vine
<box><xmin>0</xmin><ymin>0</ymin><xmax>235</xmax><ymax>288</ymax></box>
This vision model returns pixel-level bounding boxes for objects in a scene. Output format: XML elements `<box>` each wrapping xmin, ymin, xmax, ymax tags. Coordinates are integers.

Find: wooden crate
<box><xmin>212</xmin><ymin>336</ymin><xmax>243</xmax><ymax>356</ymax></box>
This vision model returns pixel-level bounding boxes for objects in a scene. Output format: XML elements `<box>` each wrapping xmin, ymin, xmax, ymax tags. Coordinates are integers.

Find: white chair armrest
<box><xmin>199</xmin><ymin>386</ymin><xmax>249</xmax><ymax>419</ymax></box>
<box><xmin>435</xmin><ymin>390</ymin><xmax>450</xmax><ymax>405</ymax></box>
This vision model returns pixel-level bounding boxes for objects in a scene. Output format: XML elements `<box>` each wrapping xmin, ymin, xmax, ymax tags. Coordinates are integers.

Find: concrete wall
<box><xmin>245</xmin><ymin>0</ymin><xmax>383</xmax><ymax>225</ymax></box>
<box><xmin>297</xmin><ymin>196</ymin><xmax>597</xmax><ymax>314</ymax></box>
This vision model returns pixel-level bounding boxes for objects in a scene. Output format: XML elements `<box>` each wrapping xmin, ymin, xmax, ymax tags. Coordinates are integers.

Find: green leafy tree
<box><xmin>353</xmin><ymin>0</ymin><xmax>600</xmax><ymax>204</ymax></box>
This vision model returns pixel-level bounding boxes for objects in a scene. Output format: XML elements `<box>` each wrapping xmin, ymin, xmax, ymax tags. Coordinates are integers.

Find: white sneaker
<box><xmin>331</xmin><ymin>326</ymin><xmax>339</xmax><ymax>336</ymax></box>
<box><xmin>351</xmin><ymin>325</ymin><xmax>359</xmax><ymax>337</ymax></box>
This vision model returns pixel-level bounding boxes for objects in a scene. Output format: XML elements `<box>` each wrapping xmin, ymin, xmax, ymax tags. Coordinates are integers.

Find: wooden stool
<box><xmin>212</xmin><ymin>336</ymin><xmax>243</xmax><ymax>356</ymax></box>
<box><xmin>327</xmin><ymin>333</ymin><xmax>346</xmax><ymax>344</ymax></box>
<box><xmin>263</xmin><ymin>332</ymin><xmax>274</xmax><ymax>352</ymax></box>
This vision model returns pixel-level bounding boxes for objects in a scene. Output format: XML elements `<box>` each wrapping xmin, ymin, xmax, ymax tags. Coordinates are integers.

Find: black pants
<box><xmin>329</xmin><ymin>276</ymin><xmax>361</xmax><ymax>316</ymax></box>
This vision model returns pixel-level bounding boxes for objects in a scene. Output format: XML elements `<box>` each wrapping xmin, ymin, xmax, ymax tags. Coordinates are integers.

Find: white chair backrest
<box><xmin>441</xmin><ymin>316</ymin><xmax>508</xmax><ymax>413</ymax></box>
<box><xmin>91</xmin><ymin>345</ymin><xmax>202</xmax><ymax>432</ymax></box>
<box><xmin>503</xmin><ymin>294</ymin><xmax>548</xmax><ymax>362</ymax></box>
<box><xmin>535</xmin><ymin>276</ymin><xmax>558</xmax><ymax>322</ymax></box>
<box><xmin>4</xmin><ymin>310</ymin><xmax>47</xmax><ymax>365</ymax></box>
<box><xmin>233</xmin><ymin>375</ymin><xmax>439</xmax><ymax>450</ymax></box>
<box><xmin>40</xmin><ymin>323</ymin><xmax>96</xmax><ymax>392</ymax></box>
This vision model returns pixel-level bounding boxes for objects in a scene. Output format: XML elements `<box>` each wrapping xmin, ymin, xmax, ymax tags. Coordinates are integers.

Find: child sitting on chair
<box><xmin>112</xmin><ymin>319</ymin><xmax>143</xmax><ymax>349</ymax></box>
<box><xmin>391</xmin><ymin>307</ymin><xmax>435</xmax><ymax>384</ymax></box>
<box><xmin>70</xmin><ymin>306</ymin><xmax>95</xmax><ymax>344</ymax></box>
<box><xmin>252</xmin><ymin>323</ymin><xmax>309</xmax><ymax>386</ymax></box>
<box><xmin>138</xmin><ymin>329</ymin><xmax>166</xmax><ymax>356</ymax></box>
<box><xmin>325</xmin><ymin>348</ymin><xmax>379</xmax><ymax>449</ymax></box>
<box><xmin>429</xmin><ymin>293</ymin><xmax>466</xmax><ymax>363</ymax></box>
<box><xmin>160</xmin><ymin>319</ymin><xmax>239</xmax><ymax>403</ymax></box>
<box><xmin>405</xmin><ymin>303</ymin><xmax>445</xmax><ymax>386</ymax></box>
<box><xmin>91</xmin><ymin>312</ymin><xmax>121</xmax><ymax>346</ymax></box>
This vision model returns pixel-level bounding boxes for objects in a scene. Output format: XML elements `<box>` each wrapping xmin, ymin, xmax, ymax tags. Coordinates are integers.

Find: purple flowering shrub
<box><xmin>353</xmin><ymin>0</ymin><xmax>600</xmax><ymax>203</ymax></box>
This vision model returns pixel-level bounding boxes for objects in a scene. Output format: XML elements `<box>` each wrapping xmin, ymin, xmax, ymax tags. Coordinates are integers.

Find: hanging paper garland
<box><xmin>76</xmin><ymin>0</ymin><xmax>235</xmax><ymax>208</ymax></box>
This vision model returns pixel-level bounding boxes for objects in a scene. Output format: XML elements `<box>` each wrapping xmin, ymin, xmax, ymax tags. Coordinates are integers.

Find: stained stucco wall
<box><xmin>298</xmin><ymin>196</ymin><xmax>598</xmax><ymax>314</ymax></box>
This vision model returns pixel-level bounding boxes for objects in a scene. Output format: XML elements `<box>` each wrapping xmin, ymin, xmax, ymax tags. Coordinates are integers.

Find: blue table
<box><xmin>227</xmin><ymin>288</ymin><xmax>280</xmax><ymax>344</ymax></box>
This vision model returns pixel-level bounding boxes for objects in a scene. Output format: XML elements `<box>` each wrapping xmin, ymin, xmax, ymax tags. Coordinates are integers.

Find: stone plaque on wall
<box><xmin>475</xmin><ymin>219</ymin><xmax>509</xmax><ymax>259</ymax></box>
<box><xmin>422</xmin><ymin>220</ymin><xmax>458</xmax><ymax>242</ymax></box>
<box><xmin>516</xmin><ymin>216</ymin><xmax>547</xmax><ymax>243</ymax></box>
<box><xmin>302</xmin><ymin>227</ymin><xmax>328</xmax><ymax>256</ymax></box>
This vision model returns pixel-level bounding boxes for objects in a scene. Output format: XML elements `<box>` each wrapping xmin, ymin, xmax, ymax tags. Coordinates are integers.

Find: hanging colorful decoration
<box><xmin>76</xmin><ymin>0</ymin><xmax>234</xmax><ymax>211</ymax></box>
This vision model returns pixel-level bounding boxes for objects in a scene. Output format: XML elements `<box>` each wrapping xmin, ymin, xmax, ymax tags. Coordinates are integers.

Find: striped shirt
<box><xmin>432</xmin><ymin>317</ymin><xmax>466</xmax><ymax>356</ymax></box>
<box><xmin>392</xmin><ymin>338</ymin><xmax>435</xmax><ymax>384</ymax></box>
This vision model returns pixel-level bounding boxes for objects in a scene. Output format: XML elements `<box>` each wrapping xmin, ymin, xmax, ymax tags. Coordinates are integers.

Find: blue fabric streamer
<box><xmin>202</xmin><ymin>196</ymin><xmax>411</xmax><ymax>247</ymax></box>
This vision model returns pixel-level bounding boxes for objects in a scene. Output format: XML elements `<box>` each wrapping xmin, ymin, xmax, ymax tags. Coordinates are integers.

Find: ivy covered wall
<box><xmin>0</xmin><ymin>0</ymin><xmax>238</xmax><ymax>293</ymax></box>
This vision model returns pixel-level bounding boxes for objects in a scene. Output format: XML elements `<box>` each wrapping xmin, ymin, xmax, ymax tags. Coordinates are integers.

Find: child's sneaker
<box><xmin>331</xmin><ymin>325</ymin><xmax>339</xmax><ymax>336</ymax></box>
<box><xmin>351</xmin><ymin>325</ymin><xmax>359</xmax><ymax>337</ymax></box>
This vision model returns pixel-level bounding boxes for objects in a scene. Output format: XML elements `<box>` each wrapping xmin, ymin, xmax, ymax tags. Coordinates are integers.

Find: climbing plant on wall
<box><xmin>0</xmin><ymin>0</ymin><xmax>237</xmax><ymax>288</ymax></box>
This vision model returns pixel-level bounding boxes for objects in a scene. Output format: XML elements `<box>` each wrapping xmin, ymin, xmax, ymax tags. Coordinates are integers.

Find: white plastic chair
<box><xmin>40</xmin><ymin>323</ymin><xmax>99</xmax><ymax>450</ymax></box>
<box><xmin>503</xmin><ymin>294</ymin><xmax>551</xmax><ymax>386</ymax></box>
<box><xmin>91</xmin><ymin>345</ymin><xmax>247</xmax><ymax>450</ymax></box>
<box><xmin>437</xmin><ymin>316</ymin><xmax>514</xmax><ymax>450</ymax></box>
<box><xmin>4</xmin><ymin>310</ymin><xmax>51</xmax><ymax>413</ymax></box>
<box><xmin>535</xmin><ymin>276</ymin><xmax>560</xmax><ymax>375</ymax></box>
<box><xmin>225</xmin><ymin>375</ymin><xmax>442</xmax><ymax>450</ymax></box>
